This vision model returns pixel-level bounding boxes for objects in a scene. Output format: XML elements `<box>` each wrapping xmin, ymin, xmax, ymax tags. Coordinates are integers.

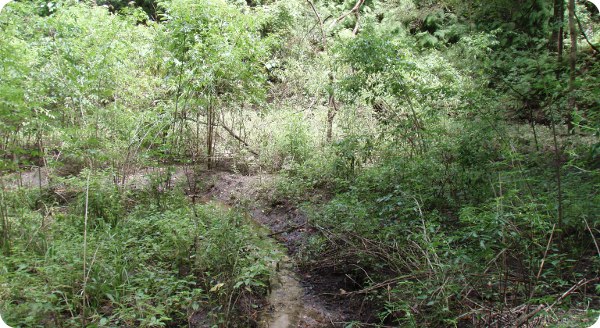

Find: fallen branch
<box><xmin>324</xmin><ymin>273</ymin><xmax>426</xmax><ymax>297</ymax></box>
<box><xmin>512</xmin><ymin>304</ymin><xmax>545</xmax><ymax>328</ymax></box>
<box><xmin>220</xmin><ymin>123</ymin><xmax>259</xmax><ymax>156</ymax></box>
<box><xmin>546</xmin><ymin>277</ymin><xmax>600</xmax><ymax>311</ymax></box>
<box><xmin>512</xmin><ymin>277</ymin><xmax>600</xmax><ymax>327</ymax></box>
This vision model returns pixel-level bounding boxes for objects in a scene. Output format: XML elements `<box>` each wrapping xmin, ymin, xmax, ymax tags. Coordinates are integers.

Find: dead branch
<box><xmin>536</xmin><ymin>224</ymin><xmax>556</xmax><ymax>280</ymax></box>
<box><xmin>584</xmin><ymin>218</ymin><xmax>600</xmax><ymax>258</ymax></box>
<box><xmin>325</xmin><ymin>273</ymin><xmax>427</xmax><ymax>297</ymax></box>
<box><xmin>546</xmin><ymin>277</ymin><xmax>599</xmax><ymax>310</ymax></box>
<box><xmin>329</xmin><ymin>0</ymin><xmax>365</xmax><ymax>30</ymax></box>
<box><xmin>512</xmin><ymin>277</ymin><xmax>600</xmax><ymax>327</ymax></box>
<box><xmin>306</xmin><ymin>0</ymin><xmax>327</xmax><ymax>50</ymax></box>
<box><xmin>575</xmin><ymin>12</ymin><xmax>600</xmax><ymax>54</ymax></box>
<box><xmin>512</xmin><ymin>304</ymin><xmax>545</xmax><ymax>328</ymax></box>
<box><xmin>352</xmin><ymin>10</ymin><xmax>360</xmax><ymax>35</ymax></box>
<box><xmin>220</xmin><ymin>123</ymin><xmax>259</xmax><ymax>156</ymax></box>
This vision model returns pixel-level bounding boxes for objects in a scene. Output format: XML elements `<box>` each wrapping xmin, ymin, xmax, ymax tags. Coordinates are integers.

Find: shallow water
<box><xmin>259</xmin><ymin>255</ymin><xmax>305</xmax><ymax>328</ymax></box>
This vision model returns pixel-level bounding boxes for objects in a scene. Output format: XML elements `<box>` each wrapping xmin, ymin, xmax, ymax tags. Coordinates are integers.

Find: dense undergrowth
<box><xmin>0</xmin><ymin>170</ymin><xmax>280</xmax><ymax>327</ymax></box>
<box><xmin>1</xmin><ymin>0</ymin><xmax>600</xmax><ymax>326</ymax></box>
<box><xmin>284</xmin><ymin>121</ymin><xmax>600</xmax><ymax>326</ymax></box>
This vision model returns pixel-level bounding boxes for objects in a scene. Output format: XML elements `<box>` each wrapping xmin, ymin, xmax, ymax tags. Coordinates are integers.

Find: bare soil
<box><xmin>191</xmin><ymin>170</ymin><xmax>350</xmax><ymax>328</ymax></box>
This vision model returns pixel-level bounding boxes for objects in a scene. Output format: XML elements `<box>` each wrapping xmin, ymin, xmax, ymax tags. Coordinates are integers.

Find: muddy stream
<box><xmin>197</xmin><ymin>170</ymin><xmax>340</xmax><ymax>328</ymax></box>
<box><xmin>208</xmin><ymin>199</ymin><xmax>314</xmax><ymax>328</ymax></box>
<box><xmin>260</xmin><ymin>255</ymin><xmax>305</xmax><ymax>327</ymax></box>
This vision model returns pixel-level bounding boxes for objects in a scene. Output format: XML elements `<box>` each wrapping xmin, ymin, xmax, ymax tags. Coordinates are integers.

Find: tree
<box><xmin>160</xmin><ymin>0</ymin><xmax>268</xmax><ymax>168</ymax></box>
<box><xmin>305</xmin><ymin>0</ymin><xmax>366</xmax><ymax>143</ymax></box>
<box><xmin>567</xmin><ymin>0</ymin><xmax>577</xmax><ymax>133</ymax></box>
<box><xmin>550</xmin><ymin>0</ymin><xmax>565</xmax><ymax>59</ymax></box>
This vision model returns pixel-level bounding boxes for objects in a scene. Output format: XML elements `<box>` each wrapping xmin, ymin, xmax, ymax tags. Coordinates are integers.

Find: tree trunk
<box><xmin>306</xmin><ymin>1</ymin><xmax>344</xmax><ymax>144</ymax></box>
<box><xmin>550</xmin><ymin>0</ymin><xmax>564</xmax><ymax>59</ymax></box>
<box><xmin>206</xmin><ymin>100</ymin><xmax>215</xmax><ymax>170</ymax></box>
<box><xmin>0</xmin><ymin>185</ymin><xmax>10</xmax><ymax>256</ymax></box>
<box><xmin>325</xmin><ymin>72</ymin><xmax>339</xmax><ymax>143</ymax></box>
<box><xmin>551</xmin><ymin>118</ymin><xmax>564</xmax><ymax>253</ymax></box>
<box><xmin>326</xmin><ymin>93</ymin><xmax>338</xmax><ymax>142</ymax></box>
<box><xmin>567</xmin><ymin>0</ymin><xmax>577</xmax><ymax>134</ymax></box>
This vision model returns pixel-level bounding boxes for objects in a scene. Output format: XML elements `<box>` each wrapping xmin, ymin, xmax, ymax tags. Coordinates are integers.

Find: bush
<box><xmin>0</xmin><ymin>175</ymin><xmax>281</xmax><ymax>327</ymax></box>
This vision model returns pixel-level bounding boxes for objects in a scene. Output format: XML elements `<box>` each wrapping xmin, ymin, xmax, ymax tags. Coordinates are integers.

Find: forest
<box><xmin>0</xmin><ymin>0</ymin><xmax>599</xmax><ymax>327</ymax></box>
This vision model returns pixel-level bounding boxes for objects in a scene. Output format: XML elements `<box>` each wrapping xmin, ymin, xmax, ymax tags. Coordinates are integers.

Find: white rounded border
<box><xmin>0</xmin><ymin>0</ymin><xmax>12</xmax><ymax>13</ymax></box>
<box><xmin>0</xmin><ymin>314</ymin><xmax>11</xmax><ymax>328</ymax></box>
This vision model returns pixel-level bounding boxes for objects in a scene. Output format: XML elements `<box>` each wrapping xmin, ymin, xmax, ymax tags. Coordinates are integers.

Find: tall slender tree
<box><xmin>567</xmin><ymin>0</ymin><xmax>577</xmax><ymax>133</ymax></box>
<box><xmin>550</xmin><ymin>0</ymin><xmax>565</xmax><ymax>62</ymax></box>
